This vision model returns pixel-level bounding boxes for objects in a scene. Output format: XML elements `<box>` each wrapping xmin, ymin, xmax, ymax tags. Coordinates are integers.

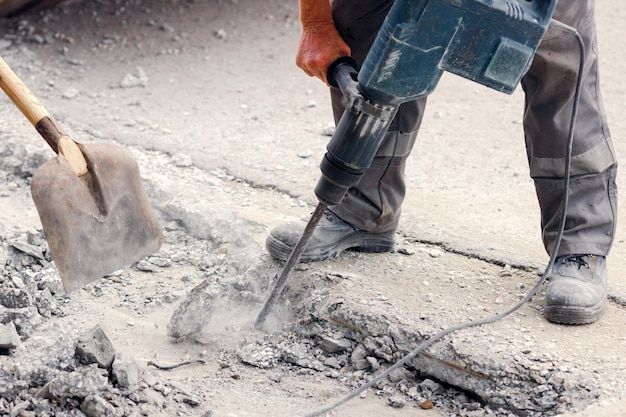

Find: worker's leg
<box><xmin>327</xmin><ymin>95</ymin><xmax>424</xmax><ymax>233</ymax></box>
<box><xmin>266</xmin><ymin>0</ymin><xmax>425</xmax><ymax>261</ymax></box>
<box><xmin>521</xmin><ymin>0</ymin><xmax>617</xmax><ymax>324</ymax></box>
<box><xmin>328</xmin><ymin>0</ymin><xmax>425</xmax><ymax>233</ymax></box>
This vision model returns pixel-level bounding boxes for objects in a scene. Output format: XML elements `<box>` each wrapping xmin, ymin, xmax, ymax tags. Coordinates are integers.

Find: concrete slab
<box><xmin>5</xmin><ymin>0</ymin><xmax>623</xmax><ymax>414</ymax></box>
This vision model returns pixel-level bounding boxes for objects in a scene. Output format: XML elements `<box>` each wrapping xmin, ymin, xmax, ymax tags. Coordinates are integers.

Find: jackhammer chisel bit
<box><xmin>255</xmin><ymin>58</ymin><xmax>398</xmax><ymax>329</ymax></box>
<box><xmin>255</xmin><ymin>0</ymin><xmax>557</xmax><ymax>329</ymax></box>
<box><xmin>254</xmin><ymin>202</ymin><xmax>327</xmax><ymax>328</ymax></box>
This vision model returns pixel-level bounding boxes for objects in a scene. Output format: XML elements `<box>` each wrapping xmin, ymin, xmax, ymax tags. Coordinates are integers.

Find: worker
<box><xmin>266</xmin><ymin>0</ymin><xmax>617</xmax><ymax>325</ymax></box>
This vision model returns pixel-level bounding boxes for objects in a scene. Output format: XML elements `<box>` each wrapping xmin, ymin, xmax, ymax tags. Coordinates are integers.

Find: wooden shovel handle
<box><xmin>0</xmin><ymin>56</ymin><xmax>87</xmax><ymax>176</ymax></box>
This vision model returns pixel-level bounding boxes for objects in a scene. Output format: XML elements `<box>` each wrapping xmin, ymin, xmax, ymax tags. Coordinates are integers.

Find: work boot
<box><xmin>543</xmin><ymin>254</ymin><xmax>607</xmax><ymax>325</ymax></box>
<box><xmin>265</xmin><ymin>209</ymin><xmax>395</xmax><ymax>262</ymax></box>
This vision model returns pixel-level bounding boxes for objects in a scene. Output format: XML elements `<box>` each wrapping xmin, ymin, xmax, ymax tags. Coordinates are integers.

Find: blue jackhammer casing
<box><xmin>360</xmin><ymin>0</ymin><xmax>557</xmax><ymax>104</ymax></box>
<box><xmin>315</xmin><ymin>0</ymin><xmax>557</xmax><ymax>206</ymax></box>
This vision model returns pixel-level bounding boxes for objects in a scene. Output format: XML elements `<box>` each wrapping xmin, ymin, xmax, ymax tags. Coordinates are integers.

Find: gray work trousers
<box><xmin>328</xmin><ymin>0</ymin><xmax>617</xmax><ymax>257</ymax></box>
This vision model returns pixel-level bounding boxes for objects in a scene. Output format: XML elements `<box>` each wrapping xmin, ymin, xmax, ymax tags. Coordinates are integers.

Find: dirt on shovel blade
<box><xmin>31</xmin><ymin>141</ymin><xmax>163</xmax><ymax>292</ymax></box>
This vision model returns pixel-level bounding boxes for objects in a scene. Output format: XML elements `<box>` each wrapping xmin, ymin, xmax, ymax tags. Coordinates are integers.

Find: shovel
<box><xmin>0</xmin><ymin>56</ymin><xmax>163</xmax><ymax>292</ymax></box>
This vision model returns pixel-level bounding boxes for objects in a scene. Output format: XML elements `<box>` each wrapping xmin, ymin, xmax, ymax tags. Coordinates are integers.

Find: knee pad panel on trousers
<box><xmin>535</xmin><ymin>164</ymin><xmax>617</xmax><ymax>257</ymax></box>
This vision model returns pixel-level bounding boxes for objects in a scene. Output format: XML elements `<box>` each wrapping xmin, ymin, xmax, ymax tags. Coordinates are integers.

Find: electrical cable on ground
<box><xmin>303</xmin><ymin>21</ymin><xmax>585</xmax><ymax>417</ymax></box>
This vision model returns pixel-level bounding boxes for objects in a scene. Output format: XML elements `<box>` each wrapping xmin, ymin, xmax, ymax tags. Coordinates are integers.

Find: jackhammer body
<box><xmin>316</xmin><ymin>0</ymin><xmax>557</xmax><ymax>206</ymax></box>
<box><xmin>256</xmin><ymin>0</ymin><xmax>558</xmax><ymax>328</ymax></box>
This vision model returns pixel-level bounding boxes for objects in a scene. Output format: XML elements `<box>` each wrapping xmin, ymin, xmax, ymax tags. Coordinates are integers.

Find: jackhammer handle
<box><xmin>327</xmin><ymin>56</ymin><xmax>359</xmax><ymax>91</ymax></box>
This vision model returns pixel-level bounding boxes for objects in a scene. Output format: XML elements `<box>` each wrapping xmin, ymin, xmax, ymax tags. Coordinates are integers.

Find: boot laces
<box><xmin>320</xmin><ymin>208</ymin><xmax>358</xmax><ymax>231</ymax></box>
<box><xmin>323</xmin><ymin>209</ymin><xmax>336</xmax><ymax>222</ymax></box>
<box><xmin>560</xmin><ymin>254</ymin><xmax>591</xmax><ymax>269</ymax></box>
<box><xmin>322</xmin><ymin>208</ymin><xmax>346</xmax><ymax>225</ymax></box>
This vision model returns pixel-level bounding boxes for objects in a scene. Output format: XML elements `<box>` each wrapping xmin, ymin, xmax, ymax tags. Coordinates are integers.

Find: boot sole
<box><xmin>544</xmin><ymin>299</ymin><xmax>607</xmax><ymax>325</ymax></box>
<box><xmin>265</xmin><ymin>230</ymin><xmax>395</xmax><ymax>263</ymax></box>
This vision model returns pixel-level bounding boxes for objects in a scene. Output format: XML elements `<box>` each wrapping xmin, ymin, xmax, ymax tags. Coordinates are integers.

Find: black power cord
<box><xmin>304</xmin><ymin>20</ymin><xmax>586</xmax><ymax>417</ymax></box>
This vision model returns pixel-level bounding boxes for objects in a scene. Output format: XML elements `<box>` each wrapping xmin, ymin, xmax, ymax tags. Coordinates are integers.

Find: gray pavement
<box><xmin>0</xmin><ymin>0</ymin><xmax>623</xmax><ymax>415</ymax></box>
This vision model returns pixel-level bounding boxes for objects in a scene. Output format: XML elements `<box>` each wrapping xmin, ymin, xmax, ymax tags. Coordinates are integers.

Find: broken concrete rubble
<box><xmin>0</xmin><ymin>219</ymin><xmax>213</xmax><ymax>416</ymax></box>
<box><xmin>76</xmin><ymin>324</ymin><xmax>116</xmax><ymax>369</ymax></box>
<box><xmin>0</xmin><ymin>306</ymin><xmax>210</xmax><ymax>416</ymax></box>
<box><xmin>318</xmin><ymin>335</ymin><xmax>352</xmax><ymax>354</ymax></box>
<box><xmin>112</xmin><ymin>352</ymin><xmax>140</xmax><ymax>391</ymax></box>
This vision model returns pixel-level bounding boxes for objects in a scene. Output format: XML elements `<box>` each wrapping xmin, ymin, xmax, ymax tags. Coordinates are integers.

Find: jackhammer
<box><xmin>255</xmin><ymin>0</ymin><xmax>558</xmax><ymax>328</ymax></box>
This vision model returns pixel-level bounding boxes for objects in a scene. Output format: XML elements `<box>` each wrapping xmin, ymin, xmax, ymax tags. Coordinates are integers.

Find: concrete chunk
<box><xmin>75</xmin><ymin>325</ymin><xmax>116</xmax><ymax>370</ymax></box>
<box><xmin>81</xmin><ymin>394</ymin><xmax>115</xmax><ymax>417</ymax></box>
<box><xmin>112</xmin><ymin>352</ymin><xmax>140</xmax><ymax>391</ymax></box>
<box><xmin>0</xmin><ymin>322</ymin><xmax>20</xmax><ymax>350</ymax></box>
<box><xmin>318</xmin><ymin>336</ymin><xmax>351</xmax><ymax>354</ymax></box>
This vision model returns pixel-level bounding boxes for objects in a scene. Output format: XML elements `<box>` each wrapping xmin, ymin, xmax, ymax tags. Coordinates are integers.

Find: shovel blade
<box><xmin>31</xmin><ymin>142</ymin><xmax>163</xmax><ymax>292</ymax></box>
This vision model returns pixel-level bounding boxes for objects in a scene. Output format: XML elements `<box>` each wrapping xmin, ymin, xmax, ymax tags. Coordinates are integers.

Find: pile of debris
<box><xmin>0</xmin><ymin>319</ymin><xmax>206</xmax><ymax>417</ymax></box>
<box><xmin>0</xmin><ymin>223</ymin><xmax>219</xmax><ymax>417</ymax></box>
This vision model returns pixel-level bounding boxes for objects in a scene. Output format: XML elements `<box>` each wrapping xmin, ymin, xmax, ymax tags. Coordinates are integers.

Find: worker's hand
<box><xmin>296</xmin><ymin>23</ymin><xmax>351</xmax><ymax>86</ymax></box>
